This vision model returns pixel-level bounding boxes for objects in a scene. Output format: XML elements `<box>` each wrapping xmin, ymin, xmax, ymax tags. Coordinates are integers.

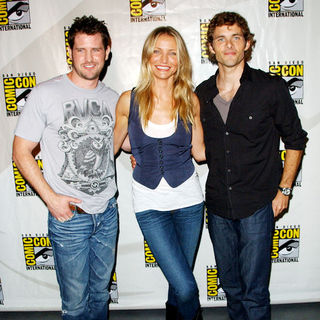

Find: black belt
<box><xmin>69</xmin><ymin>204</ymin><xmax>87</xmax><ymax>214</ymax></box>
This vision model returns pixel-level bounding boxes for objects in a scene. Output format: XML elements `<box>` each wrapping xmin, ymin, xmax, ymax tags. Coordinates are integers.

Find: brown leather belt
<box><xmin>69</xmin><ymin>204</ymin><xmax>87</xmax><ymax>214</ymax></box>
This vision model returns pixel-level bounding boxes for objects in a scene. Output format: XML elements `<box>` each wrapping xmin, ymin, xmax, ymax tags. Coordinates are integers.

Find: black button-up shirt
<box><xmin>195</xmin><ymin>64</ymin><xmax>307</xmax><ymax>219</ymax></box>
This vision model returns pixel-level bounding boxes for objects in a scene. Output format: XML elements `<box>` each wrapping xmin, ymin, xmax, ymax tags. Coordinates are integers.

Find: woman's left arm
<box><xmin>191</xmin><ymin>93</ymin><xmax>206</xmax><ymax>162</ymax></box>
<box><xmin>113</xmin><ymin>91</ymin><xmax>131</xmax><ymax>155</ymax></box>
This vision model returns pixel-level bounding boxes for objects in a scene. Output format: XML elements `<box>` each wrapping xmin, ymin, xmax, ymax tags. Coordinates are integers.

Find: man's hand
<box><xmin>130</xmin><ymin>155</ymin><xmax>136</xmax><ymax>169</ymax></box>
<box><xmin>272</xmin><ymin>149</ymin><xmax>303</xmax><ymax>218</ymax></box>
<box><xmin>13</xmin><ymin>136</ymin><xmax>82</xmax><ymax>223</ymax></box>
<box><xmin>272</xmin><ymin>190</ymin><xmax>289</xmax><ymax>218</ymax></box>
<box><xmin>46</xmin><ymin>194</ymin><xmax>81</xmax><ymax>222</ymax></box>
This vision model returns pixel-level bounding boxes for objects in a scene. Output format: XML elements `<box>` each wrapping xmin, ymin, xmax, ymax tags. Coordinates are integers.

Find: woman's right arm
<box><xmin>113</xmin><ymin>90</ymin><xmax>131</xmax><ymax>155</ymax></box>
<box><xmin>191</xmin><ymin>93</ymin><xmax>206</xmax><ymax>162</ymax></box>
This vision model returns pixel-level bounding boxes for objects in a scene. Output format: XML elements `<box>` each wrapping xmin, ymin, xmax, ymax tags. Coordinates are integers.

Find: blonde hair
<box><xmin>135</xmin><ymin>26</ymin><xmax>194</xmax><ymax>130</ymax></box>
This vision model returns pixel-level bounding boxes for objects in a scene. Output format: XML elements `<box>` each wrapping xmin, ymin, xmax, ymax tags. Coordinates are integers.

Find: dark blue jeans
<box><xmin>135</xmin><ymin>202</ymin><xmax>204</xmax><ymax>320</ymax></box>
<box><xmin>48</xmin><ymin>197</ymin><xmax>118</xmax><ymax>320</ymax></box>
<box><xmin>207</xmin><ymin>203</ymin><xmax>274</xmax><ymax>320</ymax></box>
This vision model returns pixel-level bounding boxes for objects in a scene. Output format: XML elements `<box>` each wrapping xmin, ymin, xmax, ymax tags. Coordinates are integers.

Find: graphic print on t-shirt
<box><xmin>58</xmin><ymin>99</ymin><xmax>114</xmax><ymax>195</ymax></box>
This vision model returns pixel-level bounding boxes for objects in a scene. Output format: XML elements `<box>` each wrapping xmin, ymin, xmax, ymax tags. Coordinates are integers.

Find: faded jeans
<box><xmin>48</xmin><ymin>197</ymin><xmax>118</xmax><ymax>320</ymax></box>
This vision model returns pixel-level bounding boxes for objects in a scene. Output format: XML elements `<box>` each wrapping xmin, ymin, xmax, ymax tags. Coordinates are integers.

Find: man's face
<box><xmin>69</xmin><ymin>32</ymin><xmax>110</xmax><ymax>86</ymax></box>
<box><xmin>209</xmin><ymin>23</ymin><xmax>250</xmax><ymax>69</ymax></box>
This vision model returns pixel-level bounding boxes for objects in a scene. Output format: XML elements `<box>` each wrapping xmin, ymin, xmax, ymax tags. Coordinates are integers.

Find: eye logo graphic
<box><xmin>272</xmin><ymin>226</ymin><xmax>300</xmax><ymax>263</ymax></box>
<box><xmin>269</xmin><ymin>62</ymin><xmax>304</xmax><ymax>105</ymax></box>
<box><xmin>130</xmin><ymin>0</ymin><xmax>166</xmax><ymax>22</ymax></box>
<box><xmin>22</xmin><ymin>235</ymin><xmax>55</xmax><ymax>270</ymax></box>
<box><xmin>2</xmin><ymin>73</ymin><xmax>36</xmax><ymax>117</ymax></box>
<box><xmin>268</xmin><ymin>0</ymin><xmax>304</xmax><ymax>17</ymax></box>
<box><xmin>141</xmin><ymin>0</ymin><xmax>165</xmax><ymax>16</ymax></box>
<box><xmin>0</xmin><ymin>0</ymin><xmax>31</xmax><ymax>31</ymax></box>
<box><xmin>280</xmin><ymin>0</ymin><xmax>304</xmax><ymax>11</ymax></box>
<box><xmin>7</xmin><ymin>1</ymin><xmax>30</xmax><ymax>24</ymax></box>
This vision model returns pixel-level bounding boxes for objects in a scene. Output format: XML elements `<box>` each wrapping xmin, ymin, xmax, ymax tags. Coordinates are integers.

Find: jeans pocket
<box><xmin>48</xmin><ymin>211</ymin><xmax>76</xmax><ymax>224</ymax></box>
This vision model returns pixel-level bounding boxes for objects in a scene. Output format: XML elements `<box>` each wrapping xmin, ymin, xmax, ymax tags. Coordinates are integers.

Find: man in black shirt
<box><xmin>195</xmin><ymin>12</ymin><xmax>307</xmax><ymax>320</ymax></box>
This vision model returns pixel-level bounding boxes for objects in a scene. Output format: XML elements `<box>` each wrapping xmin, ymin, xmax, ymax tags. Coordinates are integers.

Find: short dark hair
<box><xmin>206</xmin><ymin>11</ymin><xmax>256</xmax><ymax>64</ymax></box>
<box><xmin>68</xmin><ymin>15</ymin><xmax>111</xmax><ymax>49</ymax></box>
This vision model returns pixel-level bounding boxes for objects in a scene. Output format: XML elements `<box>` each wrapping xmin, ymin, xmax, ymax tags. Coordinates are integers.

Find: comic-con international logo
<box><xmin>272</xmin><ymin>226</ymin><xmax>300</xmax><ymax>263</ymax></box>
<box><xmin>12</xmin><ymin>155</ymin><xmax>43</xmax><ymax>196</ymax></box>
<box><xmin>207</xmin><ymin>266</ymin><xmax>225</xmax><ymax>301</ymax></box>
<box><xmin>130</xmin><ymin>0</ymin><xmax>166</xmax><ymax>22</ymax></box>
<box><xmin>110</xmin><ymin>272</ymin><xmax>119</xmax><ymax>304</ymax></box>
<box><xmin>268</xmin><ymin>0</ymin><xmax>304</xmax><ymax>17</ymax></box>
<box><xmin>64</xmin><ymin>27</ymin><xmax>72</xmax><ymax>66</ymax></box>
<box><xmin>280</xmin><ymin>150</ymin><xmax>302</xmax><ymax>186</ymax></box>
<box><xmin>269</xmin><ymin>61</ymin><xmax>304</xmax><ymax>105</ymax></box>
<box><xmin>2</xmin><ymin>72</ymin><xmax>36</xmax><ymax>116</ymax></box>
<box><xmin>22</xmin><ymin>235</ymin><xmax>55</xmax><ymax>270</ymax></box>
<box><xmin>144</xmin><ymin>240</ymin><xmax>158</xmax><ymax>268</ymax></box>
<box><xmin>0</xmin><ymin>278</ymin><xmax>4</xmax><ymax>305</ymax></box>
<box><xmin>200</xmin><ymin>20</ymin><xmax>209</xmax><ymax>64</ymax></box>
<box><xmin>0</xmin><ymin>0</ymin><xmax>31</xmax><ymax>31</ymax></box>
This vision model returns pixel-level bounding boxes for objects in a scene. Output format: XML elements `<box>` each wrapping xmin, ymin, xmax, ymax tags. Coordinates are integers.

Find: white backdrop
<box><xmin>0</xmin><ymin>0</ymin><xmax>319</xmax><ymax>311</ymax></box>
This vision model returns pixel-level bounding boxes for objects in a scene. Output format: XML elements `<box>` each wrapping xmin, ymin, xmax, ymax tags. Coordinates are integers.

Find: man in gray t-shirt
<box><xmin>13</xmin><ymin>16</ymin><xmax>118</xmax><ymax>320</ymax></box>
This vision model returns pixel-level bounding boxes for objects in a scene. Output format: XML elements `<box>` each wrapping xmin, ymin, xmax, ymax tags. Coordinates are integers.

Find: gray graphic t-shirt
<box><xmin>15</xmin><ymin>74</ymin><xmax>119</xmax><ymax>214</ymax></box>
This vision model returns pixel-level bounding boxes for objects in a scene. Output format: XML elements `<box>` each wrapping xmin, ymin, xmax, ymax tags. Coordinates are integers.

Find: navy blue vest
<box><xmin>128</xmin><ymin>91</ymin><xmax>195</xmax><ymax>189</ymax></box>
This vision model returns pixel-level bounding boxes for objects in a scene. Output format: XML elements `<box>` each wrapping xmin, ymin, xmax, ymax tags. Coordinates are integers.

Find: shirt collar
<box><xmin>199</xmin><ymin>63</ymin><xmax>253</xmax><ymax>102</ymax></box>
<box><xmin>240</xmin><ymin>63</ymin><xmax>253</xmax><ymax>84</ymax></box>
<box><xmin>214</xmin><ymin>62</ymin><xmax>253</xmax><ymax>84</ymax></box>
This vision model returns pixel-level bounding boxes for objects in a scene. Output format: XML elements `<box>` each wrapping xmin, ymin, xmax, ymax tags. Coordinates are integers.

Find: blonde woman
<box><xmin>114</xmin><ymin>26</ymin><xmax>205</xmax><ymax>320</ymax></box>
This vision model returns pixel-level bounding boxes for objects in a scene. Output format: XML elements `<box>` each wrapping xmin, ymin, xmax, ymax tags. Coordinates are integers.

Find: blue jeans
<box><xmin>207</xmin><ymin>203</ymin><xmax>274</xmax><ymax>320</ymax></box>
<box><xmin>135</xmin><ymin>202</ymin><xmax>204</xmax><ymax>320</ymax></box>
<box><xmin>48</xmin><ymin>197</ymin><xmax>118</xmax><ymax>320</ymax></box>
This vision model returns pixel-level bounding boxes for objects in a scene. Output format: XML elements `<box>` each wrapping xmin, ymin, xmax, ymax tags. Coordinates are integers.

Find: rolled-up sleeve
<box><xmin>272</xmin><ymin>77</ymin><xmax>307</xmax><ymax>150</ymax></box>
